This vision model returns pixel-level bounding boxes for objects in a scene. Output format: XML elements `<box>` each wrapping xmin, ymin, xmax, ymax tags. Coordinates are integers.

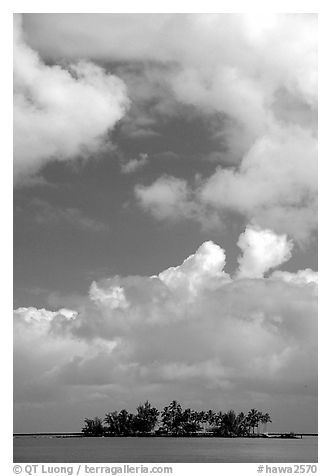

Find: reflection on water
<box><xmin>14</xmin><ymin>436</ymin><xmax>318</xmax><ymax>463</ymax></box>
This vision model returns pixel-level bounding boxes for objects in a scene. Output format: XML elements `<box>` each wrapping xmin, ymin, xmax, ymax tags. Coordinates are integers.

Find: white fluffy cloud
<box><xmin>136</xmin><ymin>123</ymin><xmax>317</xmax><ymax>243</ymax></box>
<box><xmin>78</xmin><ymin>14</ymin><xmax>316</xmax><ymax>242</ymax></box>
<box><xmin>271</xmin><ymin>269</ymin><xmax>318</xmax><ymax>286</ymax></box>
<box><xmin>158</xmin><ymin>240</ymin><xmax>230</xmax><ymax>296</ymax></box>
<box><xmin>13</xmin><ymin>15</ymin><xmax>129</xmax><ymax>184</ymax></box>
<box><xmin>237</xmin><ymin>226</ymin><xmax>293</xmax><ymax>278</ymax></box>
<box><xmin>14</xmin><ymin>227</ymin><xmax>317</xmax><ymax>431</ymax></box>
<box><xmin>199</xmin><ymin>125</ymin><xmax>317</xmax><ymax>243</ymax></box>
<box><xmin>135</xmin><ymin>176</ymin><xmax>196</xmax><ymax>221</ymax></box>
<box><xmin>19</xmin><ymin>14</ymin><xmax>317</xmax><ymax>241</ymax></box>
<box><xmin>23</xmin><ymin>14</ymin><xmax>317</xmax><ymax>105</ymax></box>
<box><xmin>14</xmin><ymin>306</ymin><xmax>77</xmax><ymax>323</ymax></box>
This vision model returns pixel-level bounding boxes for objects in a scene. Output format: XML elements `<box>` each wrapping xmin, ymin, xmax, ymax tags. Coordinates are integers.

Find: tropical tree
<box><xmin>261</xmin><ymin>413</ymin><xmax>272</xmax><ymax>433</ymax></box>
<box><xmin>247</xmin><ymin>409</ymin><xmax>263</xmax><ymax>435</ymax></box>
<box><xmin>196</xmin><ymin>410</ymin><xmax>208</xmax><ymax>432</ymax></box>
<box><xmin>104</xmin><ymin>411</ymin><xmax>121</xmax><ymax>435</ymax></box>
<box><xmin>82</xmin><ymin>417</ymin><xmax>104</xmax><ymax>436</ymax></box>
<box><xmin>208</xmin><ymin>411</ymin><xmax>222</xmax><ymax>435</ymax></box>
<box><xmin>161</xmin><ymin>400</ymin><xmax>184</xmax><ymax>435</ymax></box>
<box><xmin>181</xmin><ymin>408</ymin><xmax>201</xmax><ymax>434</ymax></box>
<box><xmin>221</xmin><ymin>410</ymin><xmax>238</xmax><ymax>437</ymax></box>
<box><xmin>104</xmin><ymin>409</ymin><xmax>135</xmax><ymax>435</ymax></box>
<box><xmin>236</xmin><ymin>412</ymin><xmax>249</xmax><ymax>436</ymax></box>
<box><xmin>214</xmin><ymin>411</ymin><xmax>223</xmax><ymax>426</ymax></box>
<box><xmin>205</xmin><ymin>409</ymin><xmax>217</xmax><ymax>428</ymax></box>
<box><xmin>117</xmin><ymin>409</ymin><xmax>135</xmax><ymax>435</ymax></box>
<box><xmin>83</xmin><ymin>402</ymin><xmax>271</xmax><ymax>438</ymax></box>
<box><xmin>191</xmin><ymin>410</ymin><xmax>202</xmax><ymax>426</ymax></box>
<box><xmin>133</xmin><ymin>401</ymin><xmax>159</xmax><ymax>434</ymax></box>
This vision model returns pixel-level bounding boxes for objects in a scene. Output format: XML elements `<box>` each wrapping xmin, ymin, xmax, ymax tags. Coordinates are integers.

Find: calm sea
<box><xmin>13</xmin><ymin>436</ymin><xmax>318</xmax><ymax>463</ymax></box>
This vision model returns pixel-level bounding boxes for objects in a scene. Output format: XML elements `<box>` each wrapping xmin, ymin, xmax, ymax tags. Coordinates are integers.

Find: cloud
<box><xmin>135</xmin><ymin>176</ymin><xmax>196</xmax><ymax>221</ymax></box>
<box><xmin>134</xmin><ymin>175</ymin><xmax>223</xmax><ymax>232</ymax></box>
<box><xmin>23</xmin><ymin>14</ymin><xmax>317</xmax><ymax>101</ymax></box>
<box><xmin>199</xmin><ymin>125</ymin><xmax>317</xmax><ymax>243</ymax></box>
<box><xmin>120</xmin><ymin>153</ymin><xmax>149</xmax><ymax>174</ymax></box>
<box><xmin>14</xmin><ymin>227</ymin><xmax>317</xmax><ymax>431</ymax></box>
<box><xmin>237</xmin><ymin>225</ymin><xmax>293</xmax><ymax>278</ymax></box>
<box><xmin>14</xmin><ymin>306</ymin><xmax>78</xmax><ymax>323</ymax></box>
<box><xmin>135</xmin><ymin>123</ymin><xmax>317</xmax><ymax>242</ymax></box>
<box><xmin>19</xmin><ymin>14</ymin><xmax>317</xmax><ymax>241</ymax></box>
<box><xmin>22</xmin><ymin>14</ymin><xmax>317</xmax><ymax>134</ymax></box>
<box><xmin>136</xmin><ymin>125</ymin><xmax>316</xmax><ymax>243</ymax></box>
<box><xmin>89</xmin><ymin>282</ymin><xmax>129</xmax><ymax>310</ymax></box>
<box><xmin>158</xmin><ymin>240</ymin><xmax>230</xmax><ymax>296</ymax></box>
<box><xmin>271</xmin><ymin>269</ymin><xmax>318</xmax><ymax>286</ymax></box>
<box><xmin>13</xmin><ymin>14</ymin><xmax>129</xmax><ymax>185</ymax></box>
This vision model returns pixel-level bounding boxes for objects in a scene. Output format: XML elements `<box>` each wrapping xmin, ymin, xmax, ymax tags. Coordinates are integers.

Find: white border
<box><xmin>3</xmin><ymin>3</ymin><xmax>328</xmax><ymax>474</ymax></box>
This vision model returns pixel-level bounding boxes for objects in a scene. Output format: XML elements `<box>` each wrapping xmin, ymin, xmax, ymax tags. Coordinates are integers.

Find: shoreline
<box><xmin>14</xmin><ymin>433</ymin><xmax>317</xmax><ymax>439</ymax></box>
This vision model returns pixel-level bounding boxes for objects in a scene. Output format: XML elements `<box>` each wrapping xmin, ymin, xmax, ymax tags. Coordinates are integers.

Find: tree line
<box><xmin>82</xmin><ymin>400</ymin><xmax>271</xmax><ymax>437</ymax></box>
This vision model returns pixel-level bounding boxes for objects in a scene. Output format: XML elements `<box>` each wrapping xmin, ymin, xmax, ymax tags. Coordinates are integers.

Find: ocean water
<box><xmin>13</xmin><ymin>436</ymin><xmax>318</xmax><ymax>463</ymax></box>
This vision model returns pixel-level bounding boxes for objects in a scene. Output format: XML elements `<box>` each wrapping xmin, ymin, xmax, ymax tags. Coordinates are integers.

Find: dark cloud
<box><xmin>14</xmin><ymin>228</ymin><xmax>317</xmax><ymax>431</ymax></box>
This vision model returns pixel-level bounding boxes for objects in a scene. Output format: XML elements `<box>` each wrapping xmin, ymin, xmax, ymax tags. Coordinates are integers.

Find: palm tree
<box><xmin>210</xmin><ymin>411</ymin><xmax>223</xmax><ymax>435</ymax></box>
<box><xmin>191</xmin><ymin>410</ymin><xmax>201</xmax><ymax>426</ymax></box>
<box><xmin>104</xmin><ymin>411</ymin><xmax>121</xmax><ymax>435</ymax></box>
<box><xmin>196</xmin><ymin>410</ymin><xmax>207</xmax><ymax>432</ymax></box>
<box><xmin>134</xmin><ymin>401</ymin><xmax>159</xmax><ymax>434</ymax></box>
<box><xmin>261</xmin><ymin>413</ymin><xmax>272</xmax><ymax>433</ymax></box>
<box><xmin>83</xmin><ymin>403</ymin><xmax>271</xmax><ymax>438</ymax></box>
<box><xmin>206</xmin><ymin>409</ymin><xmax>216</xmax><ymax>429</ymax></box>
<box><xmin>181</xmin><ymin>408</ymin><xmax>201</xmax><ymax>434</ymax></box>
<box><xmin>82</xmin><ymin>417</ymin><xmax>104</xmax><ymax>436</ymax></box>
<box><xmin>215</xmin><ymin>411</ymin><xmax>223</xmax><ymax>426</ymax></box>
<box><xmin>222</xmin><ymin>410</ymin><xmax>238</xmax><ymax>437</ymax></box>
<box><xmin>247</xmin><ymin>409</ymin><xmax>262</xmax><ymax>435</ymax></box>
<box><xmin>118</xmin><ymin>409</ymin><xmax>135</xmax><ymax>435</ymax></box>
<box><xmin>104</xmin><ymin>409</ymin><xmax>135</xmax><ymax>435</ymax></box>
<box><xmin>161</xmin><ymin>400</ymin><xmax>183</xmax><ymax>435</ymax></box>
<box><xmin>236</xmin><ymin>412</ymin><xmax>249</xmax><ymax>436</ymax></box>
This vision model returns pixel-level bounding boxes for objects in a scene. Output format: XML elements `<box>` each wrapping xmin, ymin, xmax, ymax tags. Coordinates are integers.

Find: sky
<box><xmin>13</xmin><ymin>13</ymin><xmax>317</xmax><ymax>433</ymax></box>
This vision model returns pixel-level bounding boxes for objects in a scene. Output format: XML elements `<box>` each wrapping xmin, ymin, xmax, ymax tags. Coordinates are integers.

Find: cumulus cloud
<box><xmin>135</xmin><ymin>176</ymin><xmax>196</xmax><ymax>221</ymax></box>
<box><xmin>237</xmin><ymin>226</ymin><xmax>293</xmax><ymax>278</ymax></box>
<box><xmin>14</xmin><ymin>227</ymin><xmax>317</xmax><ymax>431</ymax></box>
<box><xmin>199</xmin><ymin>125</ymin><xmax>317</xmax><ymax>243</ymax></box>
<box><xmin>13</xmin><ymin>13</ymin><xmax>318</xmax><ymax>431</ymax></box>
<box><xmin>13</xmin><ymin>14</ymin><xmax>129</xmax><ymax>185</ymax></box>
<box><xmin>158</xmin><ymin>240</ymin><xmax>230</xmax><ymax>296</ymax></box>
<box><xmin>22</xmin><ymin>14</ymin><xmax>317</xmax><ymax>133</ymax></box>
<box><xmin>135</xmin><ymin>123</ymin><xmax>317</xmax><ymax>242</ymax></box>
<box><xmin>23</xmin><ymin>14</ymin><xmax>317</xmax><ymax>102</ymax></box>
<box><xmin>14</xmin><ymin>306</ymin><xmax>78</xmax><ymax>323</ymax></box>
<box><xmin>18</xmin><ymin>14</ymin><xmax>317</xmax><ymax>240</ymax></box>
<box><xmin>134</xmin><ymin>175</ymin><xmax>223</xmax><ymax>232</ymax></box>
<box><xmin>89</xmin><ymin>282</ymin><xmax>129</xmax><ymax>310</ymax></box>
<box><xmin>271</xmin><ymin>269</ymin><xmax>318</xmax><ymax>286</ymax></box>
